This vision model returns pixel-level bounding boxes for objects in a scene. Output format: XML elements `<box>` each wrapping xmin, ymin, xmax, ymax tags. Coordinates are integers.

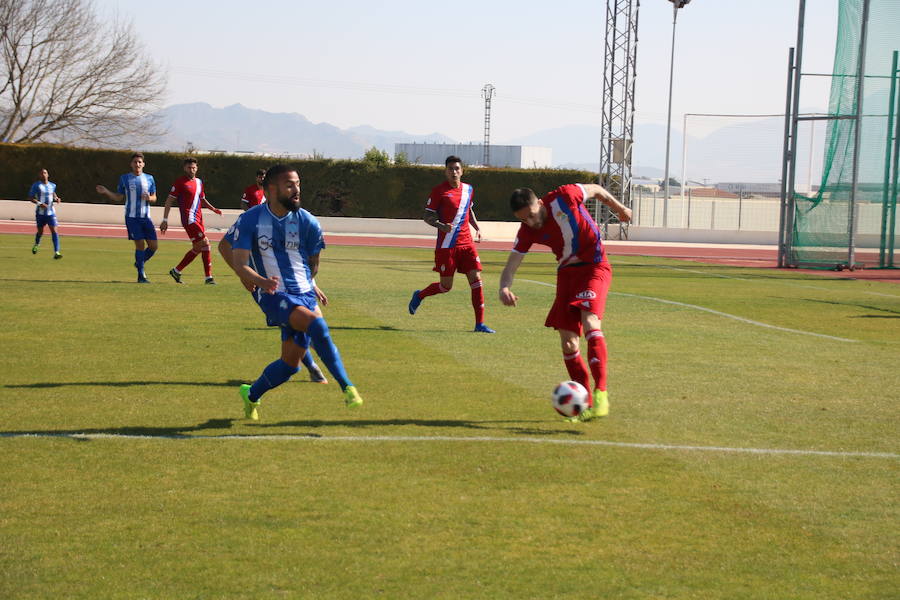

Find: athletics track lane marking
<box><xmin>0</xmin><ymin>431</ymin><xmax>896</xmax><ymax>459</ymax></box>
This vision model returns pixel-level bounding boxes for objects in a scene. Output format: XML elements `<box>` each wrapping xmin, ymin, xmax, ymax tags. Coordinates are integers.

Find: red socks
<box><xmin>586</xmin><ymin>329</ymin><xmax>608</xmax><ymax>391</ymax></box>
<box><xmin>418</xmin><ymin>282</ymin><xmax>448</xmax><ymax>298</ymax></box>
<box><xmin>201</xmin><ymin>248</ymin><xmax>212</xmax><ymax>277</ymax></box>
<box><xmin>470</xmin><ymin>280</ymin><xmax>485</xmax><ymax>325</ymax></box>
<box><xmin>563</xmin><ymin>350</ymin><xmax>591</xmax><ymax>391</ymax></box>
<box><xmin>176</xmin><ymin>249</ymin><xmax>198</xmax><ymax>272</ymax></box>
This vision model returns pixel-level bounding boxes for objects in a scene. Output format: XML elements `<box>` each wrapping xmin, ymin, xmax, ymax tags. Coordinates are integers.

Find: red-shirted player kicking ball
<box><xmin>408</xmin><ymin>155</ymin><xmax>495</xmax><ymax>333</ymax></box>
<box><xmin>499</xmin><ymin>183</ymin><xmax>631</xmax><ymax>421</ymax></box>
<box><xmin>160</xmin><ymin>157</ymin><xmax>222</xmax><ymax>284</ymax></box>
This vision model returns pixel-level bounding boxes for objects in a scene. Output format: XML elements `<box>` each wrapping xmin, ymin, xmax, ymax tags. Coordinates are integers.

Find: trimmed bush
<box><xmin>0</xmin><ymin>143</ymin><xmax>597</xmax><ymax>221</ymax></box>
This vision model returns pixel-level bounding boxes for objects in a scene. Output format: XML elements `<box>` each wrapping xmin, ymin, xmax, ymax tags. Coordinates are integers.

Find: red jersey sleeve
<box><xmin>169</xmin><ymin>177</ymin><xmax>183</xmax><ymax>199</ymax></box>
<box><xmin>425</xmin><ymin>186</ymin><xmax>442</xmax><ymax>212</ymax></box>
<box><xmin>554</xmin><ymin>184</ymin><xmax>587</xmax><ymax>206</ymax></box>
<box><xmin>512</xmin><ymin>223</ymin><xmax>534</xmax><ymax>254</ymax></box>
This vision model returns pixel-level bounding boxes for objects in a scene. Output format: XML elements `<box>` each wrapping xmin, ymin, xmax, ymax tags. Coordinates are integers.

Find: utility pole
<box><xmin>482</xmin><ymin>84</ymin><xmax>495</xmax><ymax>166</ymax></box>
<box><xmin>599</xmin><ymin>0</ymin><xmax>640</xmax><ymax>239</ymax></box>
<box><xmin>663</xmin><ymin>0</ymin><xmax>691</xmax><ymax>228</ymax></box>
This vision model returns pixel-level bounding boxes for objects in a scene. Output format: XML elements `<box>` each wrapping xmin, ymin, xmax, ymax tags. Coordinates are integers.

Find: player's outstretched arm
<box><xmin>423</xmin><ymin>209</ymin><xmax>451</xmax><ymax>233</ymax></box>
<box><xmin>499</xmin><ymin>252</ymin><xmax>525</xmax><ymax>307</ymax></box>
<box><xmin>218</xmin><ymin>238</ymin><xmax>256</xmax><ymax>292</ymax></box>
<box><xmin>202</xmin><ymin>198</ymin><xmax>222</xmax><ymax>215</ymax></box>
<box><xmin>230</xmin><ymin>247</ymin><xmax>278</xmax><ymax>293</ymax></box>
<box><xmin>313</xmin><ymin>284</ymin><xmax>328</xmax><ymax>306</ymax></box>
<box><xmin>469</xmin><ymin>209</ymin><xmax>482</xmax><ymax>243</ymax></box>
<box><xmin>582</xmin><ymin>183</ymin><xmax>632</xmax><ymax>223</ymax></box>
<box><xmin>160</xmin><ymin>195</ymin><xmax>176</xmax><ymax>233</ymax></box>
<box><xmin>307</xmin><ymin>254</ymin><xmax>320</xmax><ymax>280</ymax></box>
<box><xmin>95</xmin><ymin>185</ymin><xmax>124</xmax><ymax>203</ymax></box>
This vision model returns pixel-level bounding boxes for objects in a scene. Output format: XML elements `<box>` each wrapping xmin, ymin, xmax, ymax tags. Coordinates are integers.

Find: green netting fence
<box><xmin>790</xmin><ymin>0</ymin><xmax>900</xmax><ymax>268</ymax></box>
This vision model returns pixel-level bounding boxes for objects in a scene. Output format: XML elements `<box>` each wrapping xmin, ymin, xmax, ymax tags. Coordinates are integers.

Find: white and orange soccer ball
<box><xmin>551</xmin><ymin>381</ymin><xmax>591</xmax><ymax>418</ymax></box>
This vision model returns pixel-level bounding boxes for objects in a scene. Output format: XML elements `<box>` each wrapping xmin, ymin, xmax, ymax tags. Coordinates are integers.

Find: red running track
<box><xmin>2</xmin><ymin>219</ymin><xmax>897</xmax><ymax>283</ymax></box>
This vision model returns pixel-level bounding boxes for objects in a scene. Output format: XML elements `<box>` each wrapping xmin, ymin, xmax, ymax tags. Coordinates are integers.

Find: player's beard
<box><xmin>278</xmin><ymin>194</ymin><xmax>301</xmax><ymax>212</ymax></box>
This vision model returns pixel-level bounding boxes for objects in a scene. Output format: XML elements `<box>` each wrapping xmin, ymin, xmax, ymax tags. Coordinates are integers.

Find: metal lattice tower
<box><xmin>482</xmin><ymin>84</ymin><xmax>495</xmax><ymax>166</ymax></box>
<box><xmin>598</xmin><ymin>0</ymin><xmax>639</xmax><ymax>239</ymax></box>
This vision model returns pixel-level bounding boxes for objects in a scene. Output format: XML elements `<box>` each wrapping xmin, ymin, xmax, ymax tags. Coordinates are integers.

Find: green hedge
<box><xmin>0</xmin><ymin>143</ymin><xmax>598</xmax><ymax>221</ymax></box>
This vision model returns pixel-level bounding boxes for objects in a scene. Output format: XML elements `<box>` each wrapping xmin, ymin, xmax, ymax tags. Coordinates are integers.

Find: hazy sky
<box><xmin>95</xmin><ymin>0</ymin><xmax>840</xmax><ymax>142</ymax></box>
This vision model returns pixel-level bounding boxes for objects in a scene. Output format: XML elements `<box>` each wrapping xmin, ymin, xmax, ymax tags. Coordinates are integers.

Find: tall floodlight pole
<box><xmin>599</xmin><ymin>0</ymin><xmax>640</xmax><ymax>239</ymax></box>
<box><xmin>482</xmin><ymin>84</ymin><xmax>495</xmax><ymax>166</ymax></box>
<box><xmin>663</xmin><ymin>0</ymin><xmax>690</xmax><ymax>228</ymax></box>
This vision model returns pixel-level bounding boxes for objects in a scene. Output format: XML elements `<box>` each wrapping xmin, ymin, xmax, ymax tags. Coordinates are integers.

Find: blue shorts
<box><xmin>125</xmin><ymin>216</ymin><xmax>157</xmax><ymax>241</ymax></box>
<box><xmin>36</xmin><ymin>213</ymin><xmax>58</xmax><ymax>228</ymax></box>
<box><xmin>255</xmin><ymin>290</ymin><xmax>317</xmax><ymax>346</ymax></box>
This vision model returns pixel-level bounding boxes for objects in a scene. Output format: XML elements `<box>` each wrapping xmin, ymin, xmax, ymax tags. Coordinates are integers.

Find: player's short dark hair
<box><xmin>131</xmin><ymin>152</ymin><xmax>145</xmax><ymax>161</ymax></box>
<box><xmin>263</xmin><ymin>164</ymin><xmax>299</xmax><ymax>189</ymax></box>
<box><xmin>509</xmin><ymin>188</ymin><xmax>538</xmax><ymax>212</ymax></box>
<box><xmin>183</xmin><ymin>157</ymin><xmax>198</xmax><ymax>165</ymax></box>
<box><xmin>445</xmin><ymin>155</ymin><xmax>462</xmax><ymax>167</ymax></box>
<box><xmin>256</xmin><ymin>169</ymin><xmax>266</xmax><ymax>177</ymax></box>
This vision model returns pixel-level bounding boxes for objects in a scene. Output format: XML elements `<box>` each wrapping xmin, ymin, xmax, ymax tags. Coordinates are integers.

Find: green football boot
<box><xmin>239</xmin><ymin>384</ymin><xmax>259</xmax><ymax>420</ymax></box>
<box><xmin>593</xmin><ymin>390</ymin><xmax>609</xmax><ymax>418</ymax></box>
<box><xmin>343</xmin><ymin>385</ymin><xmax>363</xmax><ymax>409</ymax></box>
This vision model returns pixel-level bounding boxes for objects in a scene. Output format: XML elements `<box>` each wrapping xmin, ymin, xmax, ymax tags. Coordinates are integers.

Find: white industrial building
<box><xmin>395</xmin><ymin>143</ymin><xmax>552</xmax><ymax>169</ymax></box>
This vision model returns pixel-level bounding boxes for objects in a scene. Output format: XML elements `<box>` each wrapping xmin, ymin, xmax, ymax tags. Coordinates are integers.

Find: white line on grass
<box><xmin>1</xmin><ymin>432</ymin><xmax>896</xmax><ymax>459</ymax></box>
<box><xmin>618</xmin><ymin>261</ymin><xmax>900</xmax><ymax>298</ymax></box>
<box><xmin>518</xmin><ymin>278</ymin><xmax>858</xmax><ymax>343</ymax></box>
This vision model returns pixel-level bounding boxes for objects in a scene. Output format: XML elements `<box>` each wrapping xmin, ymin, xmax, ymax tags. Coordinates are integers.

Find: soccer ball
<box><xmin>551</xmin><ymin>381</ymin><xmax>591</xmax><ymax>418</ymax></box>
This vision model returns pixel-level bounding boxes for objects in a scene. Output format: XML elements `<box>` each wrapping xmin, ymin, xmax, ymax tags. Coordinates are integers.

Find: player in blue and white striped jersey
<box><xmin>29</xmin><ymin>168</ymin><xmax>62</xmax><ymax>259</ymax></box>
<box><xmin>95</xmin><ymin>152</ymin><xmax>158</xmax><ymax>283</ymax></box>
<box><xmin>219</xmin><ymin>164</ymin><xmax>363</xmax><ymax>420</ymax></box>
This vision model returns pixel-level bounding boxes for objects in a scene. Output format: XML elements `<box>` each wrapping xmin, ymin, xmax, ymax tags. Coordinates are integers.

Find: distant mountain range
<box><xmin>146</xmin><ymin>103</ymin><xmax>454</xmax><ymax>159</ymax></box>
<box><xmin>145</xmin><ymin>103</ymin><xmax>824</xmax><ymax>184</ymax></box>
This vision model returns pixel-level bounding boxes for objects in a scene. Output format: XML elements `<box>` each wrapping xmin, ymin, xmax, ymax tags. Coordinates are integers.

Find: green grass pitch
<box><xmin>1</xmin><ymin>234</ymin><xmax>898</xmax><ymax>598</ymax></box>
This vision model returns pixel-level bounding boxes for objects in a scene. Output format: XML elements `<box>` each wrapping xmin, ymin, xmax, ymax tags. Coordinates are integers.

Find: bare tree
<box><xmin>0</xmin><ymin>0</ymin><xmax>166</xmax><ymax>145</ymax></box>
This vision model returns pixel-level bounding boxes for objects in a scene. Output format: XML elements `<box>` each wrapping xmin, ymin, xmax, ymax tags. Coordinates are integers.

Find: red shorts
<box><xmin>183</xmin><ymin>222</ymin><xmax>207</xmax><ymax>243</ymax></box>
<box><xmin>544</xmin><ymin>262</ymin><xmax>612</xmax><ymax>335</ymax></box>
<box><xmin>433</xmin><ymin>245</ymin><xmax>481</xmax><ymax>276</ymax></box>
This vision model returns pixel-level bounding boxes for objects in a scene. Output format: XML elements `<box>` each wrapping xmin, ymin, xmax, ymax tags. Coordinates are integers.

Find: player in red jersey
<box><xmin>240</xmin><ymin>169</ymin><xmax>266</xmax><ymax>211</ymax></box>
<box><xmin>160</xmin><ymin>157</ymin><xmax>222</xmax><ymax>284</ymax></box>
<box><xmin>499</xmin><ymin>183</ymin><xmax>631</xmax><ymax>421</ymax></box>
<box><xmin>408</xmin><ymin>156</ymin><xmax>495</xmax><ymax>333</ymax></box>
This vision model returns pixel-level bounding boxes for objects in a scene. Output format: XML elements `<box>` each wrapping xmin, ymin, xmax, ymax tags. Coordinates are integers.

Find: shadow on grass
<box><xmin>4</xmin><ymin>379</ymin><xmax>246</xmax><ymax>389</ymax></box>
<box><xmin>0</xmin><ymin>418</ymin><xmax>585</xmax><ymax>441</ymax></box>
<box><xmin>798</xmin><ymin>297</ymin><xmax>900</xmax><ymax>316</ymax></box>
<box><xmin>0</xmin><ymin>277</ymin><xmax>124</xmax><ymax>285</ymax></box>
<box><xmin>256</xmin><ymin>418</ymin><xmax>584</xmax><ymax>437</ymax></box>
<box><xmin>243</xmin><ymin>325</ymin><xmax>403</xmax><ymax>332</ymax></box>
<box><xmin>0</xmin><ymin>418</ymin><xmax>237</xmax><ymax>441</ymax></box>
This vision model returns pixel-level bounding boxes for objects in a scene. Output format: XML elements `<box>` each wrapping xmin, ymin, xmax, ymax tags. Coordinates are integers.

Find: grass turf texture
<box><xmin>0</xmin><ymin>233</ymin><xmax>898</xmax><ymax>598</ymax></box>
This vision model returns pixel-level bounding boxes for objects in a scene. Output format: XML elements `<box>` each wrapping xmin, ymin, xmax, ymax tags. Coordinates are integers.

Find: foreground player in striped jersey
<box><xmin>160</xmin><ymin>157</ymin><xmax>222</xmax><ymax>284</ymax></box>
<box><xmin>219</xmin><ymin>230</ymin><xmax>329</xmax><ymax>385</ymax></box>
<box><xmin>499</xmin><ymin>183</ymin><xmax>631</xmax><ymax>421</ymax></box>
<box><xmin>95</xmin><ymin>152</ymin><xmax>158</xmax><ymax>283</ymax></box>
<box><xmin>29</xmin><ymin>168</ymin><xmax>62</xmax><ymax>259</ymax></box>
<box><xmin>219</xmin><ymin>164</ymin><xmax>362</xmax><ymax>420</ymax></box>
<box><xmin>408</xmin><ymin>155</ymin><xmax>495</xmax><ymax>333</ymax></box>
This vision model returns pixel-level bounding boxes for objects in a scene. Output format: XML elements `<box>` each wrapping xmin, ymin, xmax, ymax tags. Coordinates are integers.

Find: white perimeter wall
<box><xmin>10</xmin><ymin>198</ymin><xmax>884</xmax><ymax>247</ymax></box>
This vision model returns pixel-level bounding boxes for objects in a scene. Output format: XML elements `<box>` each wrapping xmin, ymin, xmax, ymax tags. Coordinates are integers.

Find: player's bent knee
<box><xmin>289</xmin><ymin>306</ymin><xmax>319</xmax><ymax>331</ymax></box>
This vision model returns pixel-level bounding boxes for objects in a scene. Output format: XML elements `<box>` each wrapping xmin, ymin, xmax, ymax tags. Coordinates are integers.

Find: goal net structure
<box><xmin>779</xmin><ymin>0</ymin><xmax>900</xmax><ymax>269</ymax></box>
